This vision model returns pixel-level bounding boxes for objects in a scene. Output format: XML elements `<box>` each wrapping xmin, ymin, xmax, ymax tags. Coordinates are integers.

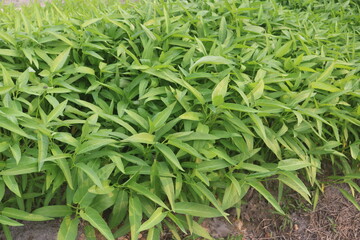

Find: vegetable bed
<box><xmin>0</xmin><ymin>0</ymin><xmax>359</xmax><ymax>239</ymax></box>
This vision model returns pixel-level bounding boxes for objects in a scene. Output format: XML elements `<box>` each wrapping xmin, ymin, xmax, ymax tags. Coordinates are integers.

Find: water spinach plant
<box><xmin>0</xmin><ymin>0</ymin><xmax>359</xmax><ymax>239</ymax></box>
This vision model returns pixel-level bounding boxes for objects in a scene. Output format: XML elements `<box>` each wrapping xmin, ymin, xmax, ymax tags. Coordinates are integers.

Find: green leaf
<box><xmin>247</xmin><ymin>180</ymin><xmax>285</xmax><ymax>215</ymax></box>
<box><xmin>211</xmin><ymin>148</ymin><xmax>237</xmax><ymax>165</ymax></box>
<box><xmin>0</xmin><ymin>180</ymin><xmax>4</xmax><ymax>202</ymax></box>
<box><xmin>84</xmin><ymin>224</ymin><xmax>97</xmax><ymax>240</ymax></box>
<box><xmin>155</xmin><ymin>143</ymin><xmax>184</xmax><ymax>171</ymax></box>
<box><xmin>2</xmin><ymin>207</ymin><xmax>53</xmax><ymax>221</ymax></box>
<box><xmin>0</xmin><ymin>116</ymin><xmax>34</xmax><ymax>139</ymax></box>
<box><xmin>146</xmin><ymin>227</ymin><xmax>161</xmax><ymax>240</ymax></box>
<box><xmin>249</xmin><ymin>113</ymin><xmax>266</xmax><ymax>138</ymax></box>
<box><xmin>1</xmin><ymin>64</ymin><xmax>14</xmax><ymax>87</ymax></box>
<box><xmin>239</xmin><ymin>163</ymin><xmax>270</xmax><ymax>173</ymax></box>
<box><xmin>109</xmin><ymin>190</ymin><xmax>128</xmax><ymax>229</ymax></box>
<box><xmin>167</xmin><ymin>139</ymin><xmax>203</xmax><ymax>159</ymax></box>
<box><xmin>190</xmin><ymin>56</ymin><xmax>234</xmax><ymax>72</ymax></box>
<box><xmin>81</xmin><ymin>18</ymin><xmax>102</xmax><ymax>28</ymax></box>
<box><xmin>220</xmin><ymin>103</ymin><xmax>258</xmax><ymax>113</ymax></box>
<box><xmin>73</xmin><ymin>186</ymin><xmax>96</xmax><ymax>208</ymax></box>
<box><xmin>37</xmin><ymin>133</ymin><xmax>49</xmax><ymax>171</ymax></box>
<box><xmin>248</xmin><ymin>79</ymin><xmax>264</xmax><ymax>101</ymax></box>
<box><xmin>0</xmin><ymin>49</ymin><xmax>19</xmax><ymax>57</ymax></box>
<box><xmin>222</xmin><ymin>182</ymin><xmax>241</xmax><ymax>210</ymax></box>
<box><xmin>127</xmin><ymin>182</ymin><xmax>169</xmax><ymax>210</ymax></box>
<box><xmin>144</xmin><ymin>68</ymin><xmax>205</xmax><ymax>104</ymax></box>
<box><xmin>76</xmin><ymin>139</ymin><xmax>116</xmax><ymax>155</ymax></box>
<box><xmin>278</xmin><ymin>171</ymin><xmax>311</xmax><ymax>203</ymax></box>
<box><xmin>350</xmin><ymin>143</ymin><xmax>359</xmax><ymax>160</ymax></box>
<box><xmin>125</xmin><ymin>110</ymin><xmax>149</xmax><ymax>130</ymax></box>
<box><xmin>0</xmin><ymin>215</ymin><xmax>23</xmax><ymax>227</ymax></box>
<box><xmin>0</xmin><ymin>86</ymin><xmax>14</xmax><ymax>95</ymax></box>
<box><xmin>0</xmin><ymin>163</ymin><xmax>38</xmax><ymax>176</ymax></box>
<box><xmin>174</xmin><ymin>202</ymin><xmax>223</xmax><ymax>218</ymax></box>
<box><xmin>152</xmin><ymin>102</ymin><xmax>176</xmax><ymax>130</ymax></box>
<box><xmin>49</xmin><ymin>32</ymin><xmax>76</xmax><ymax>47</ymax></box>
<box><xmin>10</xmin><ymin>143</ymin><xmax>21</xmax><ymax>165</ymax></box>
<box><xmin>3</xmin><ymin>175</ymin><xmax>21</xmax><ymax>197</ymax></box>
<box><xmin>316</xmin><ymin>62</ymin><xmax>335</xmax><ymax>82</ymax></box>
<box><xmin>122</xmin><ymin>133</ymin><xmax>155</xmax><ymax>144</ymax></box>
<box><xmin>275</xmin><ymin>41</ymin><xmax>292</xmax><ymax>58</ymax></box>
<box><xmin>178</xmin><ymin>112</ymin><xmax>202</xmax><ymax>121</ymax></box>
<box><xmin>75</xmin><ymin>66</ymin><xmax>95</xmax><ymax>75</ymax></box>
<box><xmin>129</xmin><ymin>195</ymin><xmax>142</xmax><ymax>240</ymax></box>
<box><xmin>80</xmin><ymin>207</ymin><xmax>114</xmax><ymax>240</ymax></box>
<box><xmin>53</xmin><ymin>132</ymin><xmax>79</xmax><ymax>147</ymax></box>
<box><xmin>219</xmin><ymin>16</ymin><xmax>227</xmax><ymax>43</ymax></box>
<box><xmin>141</xmin><ymin>24</ymin><xmax>157</xmax><ymax>41</ymax></box>
<box><xmin>192</xmin><ymin>221</ymin><xmax>213</xmax><ymax>240</ymax></box>
<box><xmin>0</xmin><ymin>31</ymin><xmax>16</xmax><ymax>46</ymax></box>
<box><xmin>311</xmin><ymin>82</ymin><xmax>341</xmax><ymax>92</ymax></box>
<box><xmin>138</xmin><ymin>207</ymin><xmax>167</xmax><ymax>232</ymax></box>
<box><xmin>109</xmin><ymin>154</ymin><xmax>125</xmax><ymax>173</ymax></box>
<box><xmin>57</xmin><ymin>216</ymin><xmax>79</xmax><ymax>240</ymax></box>
<box><xmin>197</xmin><ymin>159</ymin><xmax>231</xmax><ymax>172</ymax></box>
<box><xmin>33</xmin><ymin>205</ymin><xmax>72</xmax><ymax>218</ymax></box>
<box><xmin>47</xmin><ymin>100</ymin><xmax>68</xmax><ymax>123</ymax></box>
<box><xmin>192</xmin><ymin>182</ymin><xmax>229</xmax><ymax>220</ymax></box>
<box><xmin>339</xmin><ymin>188</ymin><xmax>360</xmax><ymax>211</ymax></box>
<box><xmin>278</xmin><ymin>159</ymin><xmax>311</xmax><ymax>171</ymax></box>
<box><xmin>76</xmin><ymin>163</ymin><xmax>103</xmax><ymax>188</ymax></box>
<box><xmin>56</xmin><ymin>158</ymin><xmax>74</xmax><ymax>189</ymax></box>
<box><xmin>84</xmin><ymin>50</ymin><xmax>104</xmax><ymax>60</ymax></box>
<box><xmin>50</xmin><ymin>47</ymin><xmax>71</xmax><ymax>72</ymax></box>
<box><xmin>212</xmin><ymin>75</ymin><xmax>229</xmax><ymax>106</ymax></box>
<box><xmin>160</xmin><ymin>177</ymin><xmax>175</xmax><ymax>209</ymax></box>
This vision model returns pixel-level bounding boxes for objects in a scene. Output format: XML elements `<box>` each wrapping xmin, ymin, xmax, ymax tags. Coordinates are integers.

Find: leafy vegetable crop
<box><xmin>0</xmin><ymin>0</ymin><xmax>359</xmax><ymax>239</ymax></box>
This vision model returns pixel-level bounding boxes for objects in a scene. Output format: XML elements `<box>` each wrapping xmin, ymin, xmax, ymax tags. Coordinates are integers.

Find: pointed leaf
<box><xmin>37</xmin><ymin>132</ymin><xmax>49</xmax><ymax>171</ymax></box>
<box><xmin>76</xmin><ymin>139</ymin><xmax>116</xmax><ymax>155</ymax></box>
<box><xmin>339</xmin><ymin>189</ymin><xmax>360</xmax><ymax>211</ymax></box>
<box><xmin>3</xmin><ymin>175</ymin><xmax>21</xmax><ymax>197</ymax></box>
<box><xmin>122</xmin><ymin>133</ymin><xmax>155</xmax><ymax>145</ymax></box>
<box><xmin>212</xmin><ymin>75</ymin><xmax>229</xmax><ymax>106</ymax></box>
<box><xmin>278</xmin><ymin>159</ymin><xmax>311</xmax><ymax>171</ymax></box>
<box><xmin>50</xmin><ymin>48</ymin><xmax>71</xmax><ymax>72</ymax></box>
<box><xmin>57</xmin><ymin>216</ymin><xmax>79</xmax><ymax>240</ymax></box>
<box><xmin>33</xmin><ymin>205</ymin><xmax>72</xmax><ymax>218</ymax></box>
<box><xmin>129</xmin><ymin>195</ymin><xmax>142</xmax><ymax>240</ymax></box>
<box><xmin>127</xmin><ymin>182</ymin><xmax>169</xmax><ymax>210</ymax></box>
<box><xmin>155</xmin><ymin>143</ymin><xmax>184</xmax><ymax>171</ymax></box>
<box><xmin>190</xmin><ymin>56</ymin><xmax>234</xmax><ymax>72</ymax></box>
<box><xmin>247</xmin><ymin>180</ymin><xmax>285</xmax><ymax>215</ymax></box>
<box><xmin>47</xmin><ymin>100</ymin><xmax>68</xmax><ymax>123</ymax></box>
<box><xmin>174</xmin><ymin>202</ymin><xmax>223</xmax><ymax>218</ymax></box>
<box><xmin>278</xmin><ymin>172</ymin><xmax>311</xmax><ymax>203</ymax></box>
<box><xmin>138</xmin><ymin>207</ymin><xmax>167</xmax><ymax>232</ymax></box>
<box><xmin>152</xmin><ymin>102</ymin><xmax>176</xmax><ymax>130</ymax></box>
<box><xmin>0</xmin><ymin>116</ymin><xmax>34</xmax><ymax>139</ymax></box>
<box><xmin>0</xmin><ymin>215</ymin><xmax>23</xmax><ymax>227</ymax></box>
<box><xmin>2</xmin><ymin>207</ymin><xmax>53</xmax><ymax>221</ymax></box>
<box><xmin>80</xmin><ymin>207</ymin><xmax>114</xmax><ymax>240</ymax></box>
<box><xmin>76</xmin><ymin>163</ymin><xmax>103</xmax><ymax>188</ymax></box>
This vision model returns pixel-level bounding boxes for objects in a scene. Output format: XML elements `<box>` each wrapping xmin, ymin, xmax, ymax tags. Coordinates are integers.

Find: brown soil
<box><xmin>238</xmin><ymin>183</ymin><xmax>360</xmax><ymax>240</ymax></box>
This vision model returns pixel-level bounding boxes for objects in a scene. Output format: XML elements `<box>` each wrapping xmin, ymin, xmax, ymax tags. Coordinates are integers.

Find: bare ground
<box><xmin>239</xmin><ymin>183</ymin><xmax>360</xmax><ymax>240</ymax></box>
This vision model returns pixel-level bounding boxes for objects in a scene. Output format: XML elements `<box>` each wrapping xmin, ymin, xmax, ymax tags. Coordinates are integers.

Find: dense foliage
<box><xmin>0</xmin><ymin>0</ymin><xmax>359</xmax><ymax>239</ymax></box>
